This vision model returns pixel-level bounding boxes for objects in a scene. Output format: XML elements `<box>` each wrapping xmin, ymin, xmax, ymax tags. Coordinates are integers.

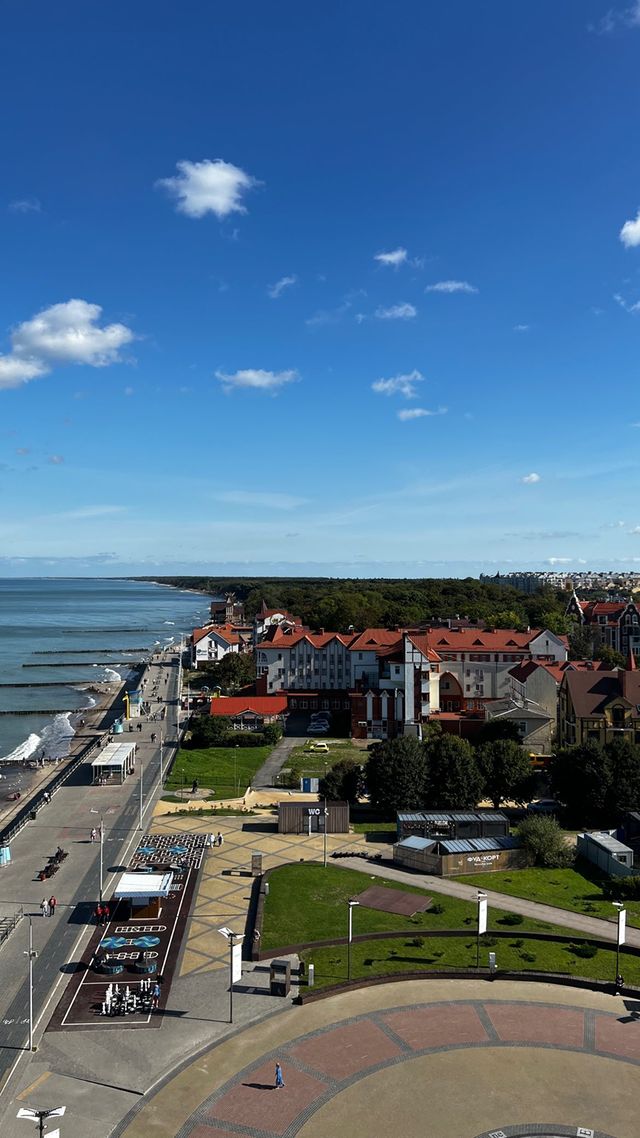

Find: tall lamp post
<box><xmin>23</xmin><ymin>917</ymin><xmax>38</xmax><ymax>1052</ymax></box>
<box><xmin>476</xmin><ymin>891</ymin><xmax>488</xmax><ymax>970</ymax></box>
<box><xmin>347</xmin><ymin>899</ymin><xmax>360</xmax><ymax>980</ymax></box>
<box><xmin>218</xmin><ymin>926</ymin><xmax>242</xmax><ymax>1023</ymax></box>
<box><xmin>159</xmin><ymin>733</ymin><xmax>164</xmax><ymax>786</ymax></box>
<box><xmin>17</xmin><ymin>1105</ymin><xmax>66</xmax><ymax>1138</ymax></box>
<box><xmin>613</xmin><ymin>901</ymin><xmax>626</xmax><ymax>990</ymax></box>
<box><xmin>322</xmin><ymin>761</ymin><xmax>328</xmax><ymax>869</ymax></box>
<box><xmin>138</xmin><ymin>757</ymin><xmax>144</xmax><ymax>831</ymax></box>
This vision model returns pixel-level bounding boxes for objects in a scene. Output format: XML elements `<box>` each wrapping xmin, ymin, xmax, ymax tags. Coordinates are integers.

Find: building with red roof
<box><xmin>190</xmin><ymin>622</ymin><xmax>253</xmax><ymax>669</ymax></box>
<box><xmin>209</xmin><ymin>694</ymin><xmax>288</xmax><ymax>731</ymax></box>
<box><xmin>566</xmin><ymin>591</ymin><xmax>640</xmax><ymax>658</ymax></box>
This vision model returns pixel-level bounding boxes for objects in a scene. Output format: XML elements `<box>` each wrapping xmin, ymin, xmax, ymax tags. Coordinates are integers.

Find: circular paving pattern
<box><xmin>169</xmin><ymin>997</ymin><xmax>640</xmax><ymax>1138</ymax></box>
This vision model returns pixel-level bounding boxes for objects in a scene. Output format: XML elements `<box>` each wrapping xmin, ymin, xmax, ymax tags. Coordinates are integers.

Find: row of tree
<box><xmin>319</xmin><ymin>726</ymin><xmax>535</xmax><ymax>815</ymax></box>
<box><xmin>145</xmin><ymin>575</ymin><xmax>572</xmax><ymax>636</ymax></box>
<box><xmin>550</xmin><ymin>738</ymin><xmax>640</xmax><ymax>826</ymax></box>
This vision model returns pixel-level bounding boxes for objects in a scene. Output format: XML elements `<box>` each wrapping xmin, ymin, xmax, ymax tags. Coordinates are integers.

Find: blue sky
<box><xmin>1</xmin><ymin>0</ymin><xmax>640</xmax><ymax>577</ymax></box>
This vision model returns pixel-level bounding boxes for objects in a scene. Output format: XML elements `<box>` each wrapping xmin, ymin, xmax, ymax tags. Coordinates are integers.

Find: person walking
<box><xmin>40</xmin><ymin>898</ymin><xmax>48</xmax><ymax>918</ymax></box>
<box><xmin>274</xmin><ymin>1062</ymin><xmax>285</xmax><ymax>1089</ymax></box>
<box><xmin>191</xmin><ymin>779</ymin><xmax>198</xmax><ymax>795</ymax></box>
<box><xmin>90</xmin><ymin>827</ymin><xmax>97</xmax><ymax>843</ymax></box>
<box><xmin>217</xmin><ymin>831</ymin><xmax>223</xmax><ymax>847</ymax></box>
<box><xmin>102</xmin><ymin>902</ymin><xmax>110</xmax><ymax>926</ymax></box>
<box><xmin>152</xmin><ymin>981</ymin><xmax>161</xmax><ymax>1009</ymax></box>
<box><xmin>95</xmin><ymin>904</ymin><xmax>103</xmax><ymax>925</ymax></box>
<box><xmin>48</xmin><ymin>895</ymin><xmax>57</xmax><ymax>917</ymax></box>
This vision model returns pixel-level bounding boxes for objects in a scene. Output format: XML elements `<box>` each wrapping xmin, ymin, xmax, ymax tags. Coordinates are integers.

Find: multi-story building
<box><xmin>566</xmin><ymin>592</ymin><xmax>640</xmax><ymax>659</ymax></box>
<box><xmin>209</xmin><ymin>593</ymin><xmax>246</xmax><ymax>625</ymax></box>
<box><xmin>253</xmin><ymin>600</ymin><xmax>303</xmax><ymax>642</ymax></box>
<box><xmin>190</xmin><ymin>623</ymin><xmax>251</xmax><ymax>668</ymax></box>
<box><xmin>558</xmin><ymin>658</ymin><xmax>640</xmax><ymax>747</ymax></box>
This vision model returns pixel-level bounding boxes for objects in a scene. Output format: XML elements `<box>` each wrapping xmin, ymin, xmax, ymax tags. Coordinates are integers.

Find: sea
<box><xmin>0</xmin><ymin>578</ymin><xmax>210</xmax><ymax>795</ymax></box>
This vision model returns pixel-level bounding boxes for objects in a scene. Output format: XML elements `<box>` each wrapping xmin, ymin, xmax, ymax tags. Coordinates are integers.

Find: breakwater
<box><xmin>23</xmin><ymin>661</ymin><xmax>144</xmax><ymax>668</ymax></box>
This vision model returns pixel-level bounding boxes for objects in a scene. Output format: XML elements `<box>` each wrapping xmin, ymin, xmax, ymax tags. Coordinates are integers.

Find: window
<box><xmin>290</xmin><ymin>699</ymin><xmax>298</xmax><ymax>708</ymax></box>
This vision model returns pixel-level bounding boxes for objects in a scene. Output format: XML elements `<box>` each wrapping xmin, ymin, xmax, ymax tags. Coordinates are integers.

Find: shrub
<box><xmin>519</xmin><ymin>951</ymin><xmax>537</xmax><ymax>963</ymax></box>
<box><xmin>431</xmin><ymin>902</ymin><xmax>444</xmax><ymax>915</ymax></box>
<box><xmin>518</xmin><ymin>815</ymin><xmax>574</xmax><ymax>868</ymax></box>
<box><xmin>406</xmin><ymin>936</ymin><xmax>425</xmax><ymax>948</ymax></box>
<box><xmin>481</xmin><ymin>936</ymin><xmax>498</xmax><ymax>947</ymax></box>
<box><xmin>511</xmin><ymin>939</ymin><xmax>524</xmax><ymax>948</ymax></box>
<box><xmin>570</xmin><ymin>941</ymin><xmax>598</xmax><ymax>959</ymax></box>
<box><xmin>262</xmin><ymin>723</ymin><xmax>283</xmax><ymax>745</ymax></box>
<box><xmin>602</xmin><ymin>875</ymin><xmax>640</xmax><ymax>900</ymax></box>
<box><xmin>499</xmin><ymin>912</ymin><xmax>524</xmax><ymax>926</ymax></box>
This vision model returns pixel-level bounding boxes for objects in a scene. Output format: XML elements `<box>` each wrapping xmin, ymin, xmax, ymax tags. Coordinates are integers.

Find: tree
<box><xmin>550</xmin><ymin>741</ymin><xmax>610</xmax><ymax>826</ymax></box>
<box><xmin>319</xmin><ymin>758</ymin><xmax>364</xmax><ymax>804</ymax></box>
<box><xmin>262</xmin><ymin>722</ymin><xmax>283</xmax><ymax>745</ymax></box>
<box><xmin>476</xmin><ymin>739</ymin><xmax>533</xmax><ymax>808</ymax></box>
<box><xmin>518</xmin><ymin>815</ymin><xmax>573</xmax><ymax>868</ymax></box>
<box><xmin>424</xmin><ymin>734</ymin><xmax>483</xmax><ymax>810</ymax></box>
<box><xmin>188</xmin><ymin>715</ymin><xmax>232</xmax><ymax>749</ymax></box>
<box><xmin>365</xmin><ymin>737</ymin><xmax>427</xmax><ymax>818</ymax></box>
<box><xmin>567</xmin><ymin>624</ymin><xmax>598</xmax><ymax>661</ymax></box>
<box><xmin>594</xmin><ymin>645</ymin><xmax>626</xmax><ymax>669</ymax></box>
<box><xmin>605</xmin><ymin>737</ymin><xmax>640</xmax><ymax>817</ymax></box>
<box><xmin>477</xmin><ymin>719</ymin><xmax>523</xmax><ymax>745</ymax></box>
<box><xmin>189</xmin><ymin>652</ymin><xmax>256</xmax><ymax>694</ymax></box>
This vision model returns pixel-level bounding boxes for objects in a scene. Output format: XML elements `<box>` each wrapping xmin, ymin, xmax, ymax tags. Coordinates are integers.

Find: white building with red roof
<box><xmin>190</xmin><ymin>623</ymin><xmax>251</xmax><ymax>668</ymax></box>
<box><xmin>566</xmin><ymin>592</ymin><xmax>640</xmax><ymax>658</ymax></box>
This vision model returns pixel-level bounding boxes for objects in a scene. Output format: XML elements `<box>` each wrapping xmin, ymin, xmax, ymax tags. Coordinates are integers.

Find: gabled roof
<box><xmin>258</xmin><ymin>626</ymin><xmax>353</xmax><ymax>650</ymax></box>
<box><xmin>405</xmin><ymin>633</ymin><xmax>443</xmax><ymax>662</ymax></box>
<box><xmin>193</xmin><ymin>623</ymin><xmax>243</xmax><ymax>646</ymax></box>
<box><xmin>421</xmin><ymin>629</ymin><xmax>549</xmax><ymax>652</ymax></box>
<box><xmin>348</xmin><ymin>628</ymin><xmax>405</xmax><ymax>652</ymax></box>
<box><xmin>563</xmin><ymin>668</ymin><xmax>640</xmax><ymax>717</ymax></box>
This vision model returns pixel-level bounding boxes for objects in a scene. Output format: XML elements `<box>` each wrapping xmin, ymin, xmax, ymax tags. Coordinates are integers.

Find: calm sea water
<box><xmin>0</xmin><ymin>579</ymin><xmax>209</xmax><ymax>769</ymax></box>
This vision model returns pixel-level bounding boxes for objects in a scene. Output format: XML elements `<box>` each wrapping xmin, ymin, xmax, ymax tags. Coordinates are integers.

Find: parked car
<box><xmin>527</xmin><ymin>798</ymin><xmax>561</xmax><ymax>815</ymax></box>
<box><xmin>307</xmin><ymin>723</ymin><xmax>330</xmax><ymax>735</ymax></box>
<box><xmin>311</xmin><ymin>712</ymin><xmax>331</xmax><ymax>722</ymax></box>
<box><xmin>304</xmin><ymin>740</ymin><xmax>330</xmax><ymax>752</ymax></box>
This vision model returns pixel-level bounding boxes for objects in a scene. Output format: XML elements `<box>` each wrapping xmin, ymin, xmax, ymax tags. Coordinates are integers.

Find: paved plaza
<box><xmin>113</xmin><ymin>980</ymin><xmax>640</xmax><ymax>1138</ymax></box>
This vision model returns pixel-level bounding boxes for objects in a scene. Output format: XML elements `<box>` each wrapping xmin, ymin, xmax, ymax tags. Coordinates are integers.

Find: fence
<box><xmin>0</xmin><ymin>734</ymin><xmax>104</xmax><ymax>848</ymax></box>
<box><xmin>0</xmin><ymin>906</ymin><xmax>24</xmax><ymax>951</ymax></box>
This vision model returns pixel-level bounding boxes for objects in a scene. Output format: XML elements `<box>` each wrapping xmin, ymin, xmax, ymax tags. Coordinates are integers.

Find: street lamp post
<box><xmin>138</xmin><ymin>756</ymin><xmax>144</xmax><ymax>830</ymax></box>
<box><xmin>181</xmin><ymin>768</ymin><xmax>186</xmax><ymax>801</ymax></box>
<box><xmin>23</xmin><ymin>917</ymin><xmax>38</xmax><ymax>1052</ymax></box>
<box><xmin>218</xmin><ymin>927</ymin><xmax>241</xmax><ymax>1023</ymax></box>
<box><xmin>159</xmin><ymin>734</ymin><xmax>164</xmax><ymax>785</ymax></box>
<box><xmin>99</xmin><ymin>815</ymin><xmax>104</xmax><ymax>903</ymax></box>
<box><xmin>347</xmin><ymin>900</ymin><xmax>360</xmax><ymax>981</ymax></box>
<box><xmin>476</xmin><ymin>892</ymin><xmax>488</xmax><ymax>970</ymax></box>
<box><xmin>17</xmin><ymin>1105</ymin><xmax>66</xmax><ymax>1138</ymax></box>
<box><xmin>323</xmin><ymin>762</ymin><xmax>328</xmax><ymax>869</ymax></box>
<box><xmin>613</xmin><ymin>901</ymin><xmax>626</xmax><ymax>990</ymax></box>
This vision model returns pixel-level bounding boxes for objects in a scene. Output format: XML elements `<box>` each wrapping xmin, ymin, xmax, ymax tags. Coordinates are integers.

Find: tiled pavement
<box><xmin>116</xmin><ymin>981</ymin><xmax>640</xmax><ymax>1138</ymax></box>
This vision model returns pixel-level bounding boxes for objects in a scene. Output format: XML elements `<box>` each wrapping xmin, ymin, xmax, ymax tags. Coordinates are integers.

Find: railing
<box><xmin>0</xmin><ymin>733</ymin><xmax>103</xmax><ymax>848</ymax></box>
<box><xmin>0</xmin><ymin>906</ymin><xmax>24</xmax><ymax>951</ymax></box>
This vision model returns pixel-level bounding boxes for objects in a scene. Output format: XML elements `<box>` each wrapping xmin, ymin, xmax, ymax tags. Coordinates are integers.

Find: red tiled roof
<box><xmin>193</xmin><ymin>623</ymin><xmax>244</xmax><ymax>646</ymax></box>
<box><xmin>258</xmin><ymin>627</ymin><xmax>353</xmax><ymax>650</ymax></box>
<box><xmin>564</xmin><ymin>669</ymin><xmax>640</xmax><ymax>717</ymax></box>
<box><xmin>348</xmin><ymin>628</ymin><xmax>404</xmax><ymax>652</ymax></box>
<box><xmin>209</xmin><ymin>695</ymin><xmax>288</xmax><ymax>717</ymax></box>
<box><xmin>405</xmin><ymin>633</ymin><xmax>442</xmax><ymax>662</ymax></box>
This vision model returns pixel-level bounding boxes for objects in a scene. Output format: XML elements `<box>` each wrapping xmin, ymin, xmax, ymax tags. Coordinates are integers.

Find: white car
<box><xmin>307</xmin><ymin>723</ymin><xmax>330</xmax><ymax>735</ymax></box>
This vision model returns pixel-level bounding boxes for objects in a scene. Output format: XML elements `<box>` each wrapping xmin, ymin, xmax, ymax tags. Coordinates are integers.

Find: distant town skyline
<box><xmin>1</xmin><ymin>1</ymin><xmax>640</xmax><ymax>573</ymax></box>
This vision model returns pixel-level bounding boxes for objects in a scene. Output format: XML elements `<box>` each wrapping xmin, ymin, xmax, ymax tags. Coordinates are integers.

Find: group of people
<box><xmin>94</xmin><ymin>903</ymin><xmax>110</xmax><ymax>926</ymax></box>
<box><xmin>40</xmin><ymin>896</ymin><xmax>57</xmax><ymax>917</ymax></box>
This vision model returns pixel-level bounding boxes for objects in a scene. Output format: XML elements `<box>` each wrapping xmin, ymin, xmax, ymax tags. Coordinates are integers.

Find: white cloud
<box><xmin>514</xmin><ymin>324</ymin><xmax>530</xmax><ymax>332</ymax></box>
<box><xmin>215</xmin><ymin>367</ymin><xmax>299</xmax><ymax>394</ymax></box>
<box><xmin>372</xmin><ymin>369</ymin><xmax>423</xmax><ymax>399</ymax></box>
<box><xmin>156</xmin><ymin>158</ymin><xmax>258</xmax><ymax>219</ymax></box>
<box><xmin>591</xmin><ymin>1</ymin><xmax>640</xmax><ymax>33</ymax></box>
<box><xmin>375</xmin><ymin>302</ymin><xmax>417</xmax><ymax>320</ymax></box>
<box><xmin>620</xmin><ymin>210</ymin><xmax>640</xmax><ymax>247</ymax></box>
<box><xmin>425</xmin><ymin>280</ymin><xmax>478</xmax><ymax>294</ymax></box>
<box><xmin>48</xmin><ymin>455</ymin><xmax>64</xmax><ymax>465</ymax></box>
<box><xmin>614</xmin><ymin>292</ymin><xmax>640</xmax><ymax>314</ymax></box>
<box><xmin>268</xmin><ymin>275</ymin><xmax>297</xmax><ymax>299</ymax></box>
<box><xmin>629</xmin><ymin>526</ymin><xmax>640</xmax><ymax>535</ymax></box>
<box><xmin>0</xmin><ymin>300</ymin><xmax>134</xmax><ymax>391</ymax></box>
<box><xmin>374</xmin><ymin>247</ymin><xmax>408</xmax><ymax>268</ymax></box>
<box><xmin>521</xmin><ymin>472</ymin><xmax>541</xmax><ymax>484</ymax></box>
<box><xmin>50</xmin><ymin>505</ymin><xmax>126</xmax><ymax>521</ymax></box>
<box><xmin>546</xmin><ymin>557</ymin><xmax>573</xmax><ymax>565</ymax></box>
<box><xmin>9</xmin><ymin>197</ymin><xmax>41</xmax><ymax>214</ymax></box>
<box><xmin>305</xmin><ymin>301</ymin><xmax>352</xmax><ymax>328</ymax></box>
<box><xmin>397</xmin><ymin>407</ymin><xmax>447</xmax><ymax>421</ymax></box>
<box><xmin>213</xmin><ymin>490</ymin><xmax>307</xmax><ymax>510</ymax></box>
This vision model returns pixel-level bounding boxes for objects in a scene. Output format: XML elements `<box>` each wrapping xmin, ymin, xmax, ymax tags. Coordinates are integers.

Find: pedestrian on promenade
<box><xmin>274</xmin><ymin>1062</ymin><xmax>285</xmax><ymax>1089</ymax></box>
<box><xmin>102</xmin><ymin>902</ymin><xmax>110</xmax><ymax>925</ymax></box>
<box><xmin>217</xmin><ymin>832</ymin><xmax>223</xmax><ymax>847</ymax></box>
<box><xmin>95</xmin><ymin>904</ymin><xmax>103</xmax><ymax>925</ymax></box>
<box><xmin>43</xmin><ymin>791</ymin><xmax>51</xmax><ymax>805</ymax></box>
<box><xmin>48</xmin><ymin>896</ymin><xmax>57</xmax><ymax>917</ymax></box>
<box><xmin>40</xmin><ymin>898</ymin><xmax>48</xmax><ymax>918</ymax></box>
<box><xmin>90</xmin><ymin>827</ymin><xmax>97</xmax><ymax>843</ymax></box>
<box><xmin>152</xmin><ymin>981</ymin><xmax>161</xmax><ymax>1009</ymax></box>
<box><xmin>191</xmin><ymin>779</ymin><xmax>198</xmax><ymax>794</ymax></box>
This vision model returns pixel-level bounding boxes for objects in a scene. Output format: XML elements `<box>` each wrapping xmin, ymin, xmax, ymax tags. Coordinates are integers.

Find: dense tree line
<box><xmin>139</xmin><ymin>575</ymin><xmax>572</xmax><ymax>635</ymax></box>
<box><xmin>550</xmin><ymin>738</ymin><xmax>640</xmax><ymax>827</ymax></box>
<box><xmin>347</xmin><ymin>724</ymin><xmax>536</xmax><ymax>818</ymax></box>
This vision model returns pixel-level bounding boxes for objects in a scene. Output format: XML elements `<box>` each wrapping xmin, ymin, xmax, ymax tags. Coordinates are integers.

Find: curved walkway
<box><xmin>114</xmin><ymin>979</ymin><xmax>640</xmax><ymax>1138</ymax></box>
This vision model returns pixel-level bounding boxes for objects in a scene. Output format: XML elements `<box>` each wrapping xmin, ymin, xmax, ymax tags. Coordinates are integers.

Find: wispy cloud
<box><xmin>268</xmin><ymin>275</ymin><xmax>297</xmax><ymax>299</ymax></box>
<box><xmin>397</xmin><ymin>407</ymin><xmax>447</xmax><ymax>422</ymax></box>
<box><xmin>425</xmin><ymin>280</ymin><xmax>478</xmax><ymax>294</ymax></box>
<box><xmin>374</xmin><ymin>247</ymin><xmax>408</xmax><ymax>268</ymax></box>
<box><xmin>620</xmin><ymin>208</ymin><xmax>640</xmax><ymax>247</ymax></box>
<box><xmin>614</xmin><ymin>292</ymin><xmax>640</xmax><ymax>314</ymax></box>
<box><xmin>521</xmin><ymin>472</ymin><xmax>541</xmax><ymax>484</ymax></box>
<box><xmin>9</xmin><ymin>197</ymin><xmax>41</xmax><ymax>214</ymax></box>
<box><xmin>48</xmin><ymin>455</ymin><xmax>64</xmax><ymax>465</ymax></box>
<box><xmin>213</xmin><ymin>490</ymin><xmax>307</xmax><ymax>510</ymax></box>
<box><xmin>215</xmin><ymin>367</ymin><xmax>299</xmax><ymax>394</ymax></box>
<box><xmin>590</xmin><ymin>1</ymin><xmax>640</xmax><ymax>34</ymax></box>
<box><xmin>306</xmin><ymin>301</ymin><xmax>352</xmax><ymax>328</ymax></box>
<box><xmin>513</xmin><ymin>324</ymin><xmax>530</xmax><ymax>333</ymax></box>
<box><xmin>49</xmin><ymin>505</ymin><xmax>126</xmax><ymax>521</ymax></box>
<box><xmin>156</xmin><ymin>158</ymin><xmax>259</xmax><ymax>219</ymax></box>
<box><xmin>0</xmin><ymin>300</ymin><xmax>135</xmax><ymax>391</ymax></box>
<box><xmin>372</xmin><ymin>369</ymin><xmax>423</xmax><ymax>398</ymax></box>
<box><xmin>375</xmin><ymin>302</ymin><xmax>417</xmax><ymax>320</ymax></box>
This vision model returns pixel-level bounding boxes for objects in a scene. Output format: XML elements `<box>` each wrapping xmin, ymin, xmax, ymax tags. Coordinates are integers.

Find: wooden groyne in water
<box><xmin>22</xmin><ymin>661</ymin><xmax>144</xmax><ymax>668</ymax></box>
<box><xmin>32</xmin><ymin>648</ymin><xmax>148</xmax><ymax>655</ymax></box>
<box><xmin>0</xmin><ymin>709</ymin><xmax>80</xmax><ymax>716</ymax></box>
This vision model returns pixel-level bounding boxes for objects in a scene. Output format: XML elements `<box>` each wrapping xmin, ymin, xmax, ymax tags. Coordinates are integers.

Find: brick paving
<box><xmin>142</xmin><ymin>996</ymin><xmax>640</xmax><ymax>1138</ymax></box>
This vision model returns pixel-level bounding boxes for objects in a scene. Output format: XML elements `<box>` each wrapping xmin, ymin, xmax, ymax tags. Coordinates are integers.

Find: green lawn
<box><xmin>281</xmin><ymin>740</ymin><xmax>366</xmax><ymax>780</ymax></box>
<box><xmin>165</xmin><ymin>744</ymin><xmax>272</xmax><ymax>799</ymax></box>
<box><xmin>456</xmin><ymin>865</ymin><xmax>640</xmax><ymax>928</ymax></box>
<box><xmin>261</xmin><ymin>863</ymin><xmax>577</xmax><ymax>951</ymax></box>
<box><xmin>301</xmin><ymin>933</ymin><xmax>638</xmax><ymax>991</ymax></box>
